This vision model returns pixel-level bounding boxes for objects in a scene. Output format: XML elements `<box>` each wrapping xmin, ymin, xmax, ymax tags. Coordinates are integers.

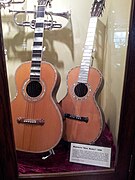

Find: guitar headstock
<box><xmin>38</xmin><ymin>0</ymin><xmax>52</xmax><ymax>7</ymax></box>
<box><xmin>91</xmin><ymin>0</ymin><xmax>105</xmax><ymax>17</ymax></box>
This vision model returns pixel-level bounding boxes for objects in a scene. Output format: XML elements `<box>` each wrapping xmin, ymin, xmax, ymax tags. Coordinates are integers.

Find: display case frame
<box><xmin>0</xmin><ymin>0</ymin><xmax>135</xmax><ymax>179</ymax></box>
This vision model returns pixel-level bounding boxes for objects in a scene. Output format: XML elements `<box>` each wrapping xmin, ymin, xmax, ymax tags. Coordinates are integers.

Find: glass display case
<box><xmin>0</xmin><ymin>0</ymin><xmax>135</xmax><ymax>179</ymax></box>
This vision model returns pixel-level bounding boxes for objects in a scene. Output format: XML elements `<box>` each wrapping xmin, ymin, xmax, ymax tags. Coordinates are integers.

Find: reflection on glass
<box><xmin>114</xmin><ymin>31</ymin><xmax>126</xmax><ymax>48</ymax></box>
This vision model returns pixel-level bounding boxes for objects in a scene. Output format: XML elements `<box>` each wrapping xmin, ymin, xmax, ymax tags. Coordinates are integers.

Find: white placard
<box><xmin>70</xmin><ymin>143</ymin><xmax>111</xmax><ymax>168</ymax></box>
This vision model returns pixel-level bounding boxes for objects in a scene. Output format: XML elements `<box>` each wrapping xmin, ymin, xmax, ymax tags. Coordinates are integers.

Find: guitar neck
<box><xmin>30</xmin><ymin>5</ymin><xmax>45</xmax><ymax>81</ymax></box>
<box><xmin>78</xmin><ymin>17</ymin><xmax>98</xmax><ymax>84</ymax></box>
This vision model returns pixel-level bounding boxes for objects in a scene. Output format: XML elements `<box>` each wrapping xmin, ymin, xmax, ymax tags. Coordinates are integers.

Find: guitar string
<box><xmin>23</xmin><ymin>95</ymin><xmax>35</xmax><ymax>150</ymax></box>
<box><xmin>29</xmin><ymin>100</ymin><xmax>35</xmax><ymax>151</ymax></box>
<box><xmin>22</xmin><ymin>98</ymin><xmax>29</xmax><ymax>149</ymax></box>
<box><xmin>22</xmin><ymin>82</ymin><xmax>33</xmax><ymax>150</ymax></box>
<box><xmin>23</xmin><ymin>96</ymin><xmax>29</xmax><ymax>149</ymax></box>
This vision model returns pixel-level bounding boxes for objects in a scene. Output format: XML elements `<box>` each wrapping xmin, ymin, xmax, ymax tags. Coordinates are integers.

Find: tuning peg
<box><xmin>48</xmin><ymin>0</ymin><xmax>52</xmax><ymax>8</ymax></box>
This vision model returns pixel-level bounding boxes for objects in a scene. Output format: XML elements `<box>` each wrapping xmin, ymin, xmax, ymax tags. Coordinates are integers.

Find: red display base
<box><xmin>17</xmin><ymin>123</ymin><xmax>116</xmax><ymax>174</ymax></box>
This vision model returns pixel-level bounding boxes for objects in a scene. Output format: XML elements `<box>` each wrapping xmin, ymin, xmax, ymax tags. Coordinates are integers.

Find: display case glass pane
<box><xmin>0</xmin><ymin>0</ymin><xmax>132</xmax><ymax>176</ymax></box>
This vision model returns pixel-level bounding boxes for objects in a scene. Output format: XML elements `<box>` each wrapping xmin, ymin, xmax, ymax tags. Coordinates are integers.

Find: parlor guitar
<box><xmin>60</xmin><ymin>0</ymin><xmax>105</xmax><ymax>144</ymax></box>
<box><xmin>11</xmin><ymin>0</ymin><xmax>63</xmax><ymax>153</ymax></box>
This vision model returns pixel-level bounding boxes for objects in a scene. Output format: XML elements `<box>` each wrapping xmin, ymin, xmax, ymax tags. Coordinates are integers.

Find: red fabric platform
<box><xmin>17</xmin><ymin>123</ymin><xmax>116</xmax><ymax>174</ymax></box>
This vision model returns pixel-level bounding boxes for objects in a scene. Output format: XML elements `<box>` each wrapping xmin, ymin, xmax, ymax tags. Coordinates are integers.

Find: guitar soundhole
<box><xmin>26</xmin><ymin>81</ymin><xmax>42</xmax><ymax>97</ymax></box>
<box><xmin>74</xmin><ymin>83</ymin><xmax>88</xmax><ymax>97</ymax></box>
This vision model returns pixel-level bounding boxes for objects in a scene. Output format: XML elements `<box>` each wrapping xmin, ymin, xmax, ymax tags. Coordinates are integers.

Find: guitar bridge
<box><xmin>64</xmin><ymin>113</ymin><xmax>88</xmax><ymax>123</ymax></box>
<box><xmin>17</xmin><ymin>117</ymin><xmax>45</xmax><ymax>126</ymax></box>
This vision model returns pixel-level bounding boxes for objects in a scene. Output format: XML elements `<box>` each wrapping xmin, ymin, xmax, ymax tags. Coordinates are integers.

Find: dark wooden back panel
<box><xmin>0</xmin><ymin>13</ymin><xmax>18</xmax><ymax>180</ymax></box>
<box><xmin>116</xmin><ymin>0</ymin><xmax>135</xmax><ymax>179</ymax></box>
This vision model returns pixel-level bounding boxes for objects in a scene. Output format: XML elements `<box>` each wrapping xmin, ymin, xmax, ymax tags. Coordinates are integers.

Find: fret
<box><xmin>85</xmin><ymin>36</ymin><xmax>95</xmax><ymax>42</ymax></box>
<box><xmin>82</xmin><ymin>58</ymin><xmax>91</xmax><ymax>62</ymax></box>
<box><xmin>87</xmin><ymin>29</ymin><xmax>96</xmax><ymax>34</ymax></box>
<box><xmin>78</xmin><ymin>79</ymin><xmax>88</xmax><ymax>84</ymax></box>
<box><xmin>32</xmin><ymin>56</ymin><xmax>41</xmax><ymax>61</ymax></box>
<box><xmin>33</xmin><ymin>50</ymin><xmax>42</xmax><ymax>55</ymax></box>
<box><xmin>81</xmin><ymin>61</ymin><xmax>90</xmax><ymax>65</ymax></box>
<box><xmin>34</xmin><ymin>42</ymin><xmax>42</xmax><ymax>46</ymax></box>
<box><xmin>36</xmin><ymin>22</ymin><xmax>44</xmax><ymax>28</ymax></box>
<box><xmin>36</xmin><ymin>18</ymin><xmax>44</xmax><ymax>23</ymax></box>
<box><xmin>31</xmin><ymin>70</ymin><xmax>41</xmax><ymax>74</ymax></box>
<box><xmin>37</xmin><ymin>6</ymin><xmax>45</xmax><ymax>12</ymax></box>
<box><xmin>33</xmin><ymin>46</ymin><xmax>43</xmax><ymax>52</ymax></box>
<box><xmin>84</xmin><ymin>48</ymin><xmax>93</xmax><ymax>51</ymax></box>
<box><xmin>81</xmin><ymin>57</ymin><xmax>93</xmax><ymax>62</ymax></box>
<box><xmin>85</xmin><ymin>43</ymin><xmax>94</xmax><ymax>48</ymax></box>
<box><xmin>79</xmin><ymin>67</ymin><xmax>89</xmax><ymax>71</ymax></box>
<box><xmin>32</xmin><ymin>49</ymin><xmax>42</xmax><ymax>54</ymax></box>
<box><xmin>85</xmin><ymin>35</ymin><xmax>95</xmax><ymax>41</ymax></box>
<box><xmin>83</xmin><ymin>50</ymin><xmax>92</xmax><ymax>54</ymax></box>
<box><xmin>83</xmin><ymin>52</ymin><xmax>92</xmax><ymax>57</ymax></box>
<box><xmin>80</xmin><ymin>65</ymin><xmax>90</xmax><ymax>69</ymax></box>
<box><xmin>35</xmin><ymin>28</ymin><xmax>44</xmax><ymax>33</ymax></box>
<box><xmin>30</xmin><ymin>75</ymin><xmax>40</xmax><ymax>81</ymax></box>
<box><xmin>87</xmin><ymin>33</ymin><xmax>95</xmax><ymax>38</ymax></box>
<box><xmin>83</xmin><ymin>49</ymin><xmax>93</xmax><ymax>54</ymax></box>
<box><xmin>33</xmin><ymin>46</ymin><xmax>43</xmax><ymax>50</ymax></box>
<box><xmin>81</xmin><ymin>56</ymin><xmax>93</xmax><ymax>64</ymax></box>
<box><xmin>37</xmin><ymin>11</ymin><xmax>44</xmax><ymax>18</ymax></box>
<box><xmin>81</xmin><ymin>62</ymin><xmax>90</xmax><ymax>66</ymax></box>
<box><xmin>31</xmin><ymin>70</ymin><xmax>40</xmax><ymax>74</ymax></box>
<box><xmin>31</xmin><ymin>63</ymin><xmax>41</xmax><ymax>67</ymax></box>
<box><xmin>79</xmin><ymin>70</ymin><xmax>89</xmax><ymax>75</ymax></box>
<box><xmin>78</xmin><ymin>76</ymin><xmax>89</xmax><ymax>84</ymax></box>
<box><xmin>79</xmin><ymin>74</ymin><xmax>88</xmax><ymax>78</ymax></box>
<box><xmin>80</xmin><ymin>66</ymin><xmax>90</xmax><ymax>71</ymax></box>
<box><xmin>88</xmin><ymin>25</ymin><xmax>97</xmax><ymax>29</ymax></box>
<box><xmin>35</xmin><ymin>33</ymin><xmax>43</xmax><ymax>37</ymax></box>
<box><xmin>31</xmin><ymin>65</ymin><xmax>41</xmax><ymax>69</ymax></box>
<box><xmin>30</xmin><ymin>72</ymin><xmax>40</xmax><ymax>76</ymax></box>
<box><xmin>78</xmin><ymin>76</ymin><xmax>88</xmax><ymax>81</ymax></box>
<box><xmin>85</xmin><ymin>38</ymin><xmax>95</xmax><ymax>44</ymax></box>
<box><xmin>89</xmin><ymin>17</ymin><xmax>98</xmax><ymax>24</ymax></box>
<box><xmin>86</xmin><ymin>35</ymin><xmax>95</xmax><ymax>40</ymax></box>
<box><xmin>34</xmin><ymin>37</ymin><xmax>43</xmax><ymax>42</ymax></box>
<box><xmin>79</xmin><ymin>68</ymin><xmax>89</xmax><ymax>74</ymax></box>
<box><xmin>32</xmin><ymin>53</ymin><xmax>42</xmax><ymax>57</ymax></box>
<box><xmin>83</xmin><ymin>46</ymin><xmax>93</xmax><ymax>51</ymax></box>
<box><xmin>31</xmin><ymin>66</ymin><xmax>41</xmax><ymax>70</ymax></box>
<box><xmin>88</xmin><ymin>23</ymin><xmax>97</xmax><ymax>28</ymax></box>
<box><xmin>87</xmin><ymin>28</ymin><xmax>96</xmax><ymax>33</ymax></box>
<box><xmin>84</xmin><ymin>41</ymin><xmax>94</xmax><ymax>46</ymax></box>
<box><xmin>79</xmin><ymin>76</ymin><xmax>88</xmax><ymax>80</ymax></box>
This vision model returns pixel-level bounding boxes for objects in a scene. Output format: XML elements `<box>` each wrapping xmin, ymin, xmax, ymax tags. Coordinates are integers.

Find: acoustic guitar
<box><xmin>60</xmin><ymin>0</ymin><xmax>105</xmax><ymax>144</ymax></box>
<box><xmin>11</xmin><ymin>0</ymin><xmax>63</xmax><ymax>153</ymax></box>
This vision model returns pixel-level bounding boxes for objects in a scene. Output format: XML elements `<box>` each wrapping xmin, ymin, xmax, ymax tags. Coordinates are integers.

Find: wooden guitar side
<box><xmin>11</xmin><ymin>61</ymin><xmax>63</xmax><ymax>153</ymax></box>
<box><xmin>61</xmin><ymin>66</ymin><xmax>104</xmax><ymax>144</ymax></box>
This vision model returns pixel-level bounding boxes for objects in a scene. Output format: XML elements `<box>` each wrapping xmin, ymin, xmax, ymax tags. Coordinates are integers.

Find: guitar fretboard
<box><xmin>78</xmin><ymin>17</ymin><xmax>97</xmax><ymax>84</ymax></box>
<box><xmin>30</xmin><ymin>5</ymin><xmax>45</xmax><ymax>81</ymax></box>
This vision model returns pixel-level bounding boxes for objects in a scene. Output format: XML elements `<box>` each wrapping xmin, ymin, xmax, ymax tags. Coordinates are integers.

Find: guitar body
<box><xmin>11</xmin><ymin>61</ymin><xmax>63</xmax><ymax>153</ymax></box>
<box><xmin>61</xmin><ymin>66</ymin><xmax>104</xmax><ymax>144</ymax></box>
